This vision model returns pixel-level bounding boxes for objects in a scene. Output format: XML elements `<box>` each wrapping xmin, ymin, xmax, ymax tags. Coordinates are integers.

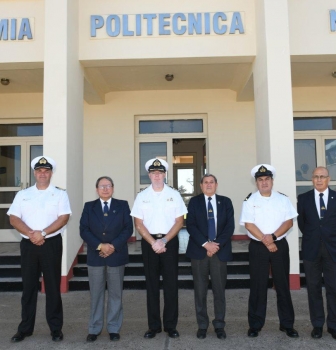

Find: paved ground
<box><xmin>0</xmin><ymin>288</ymin><xmax>335</xmax><ymax>350</ymax></box>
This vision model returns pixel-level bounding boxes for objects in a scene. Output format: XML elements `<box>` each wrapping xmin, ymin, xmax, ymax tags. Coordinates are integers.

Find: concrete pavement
<box><xmin>0</xmin><ymin>289</ymin><xmax>335</xmax><ymax>350</ymax></box>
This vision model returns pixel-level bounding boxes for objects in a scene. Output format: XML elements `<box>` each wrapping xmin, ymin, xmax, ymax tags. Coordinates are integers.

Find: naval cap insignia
<box><xmin>39</xmin><ymin>157</ymin><xmax>47</xmax><ymax>164</ymax></box>
<box><xmin>153</xmin><ymin>159</ymin><xmax>161</xmax><ymax>166</ymax></box>
<box><xmin>259</xmin><ymin>166</ymin><xmax>267</xmax><ymax>172</ymax></box>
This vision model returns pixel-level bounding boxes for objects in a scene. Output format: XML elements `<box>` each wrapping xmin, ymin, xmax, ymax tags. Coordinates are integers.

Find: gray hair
<box><xmin>95</xmin><ymin>176</ymin><xmax>114</xmax><ymax>188</ymax></box>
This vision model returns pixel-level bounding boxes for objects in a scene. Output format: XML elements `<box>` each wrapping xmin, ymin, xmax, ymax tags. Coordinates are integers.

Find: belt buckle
<box><xmin>156</xmin><ymin>234</ymin><xmax>163</xmax><ymax>238</ymax></box>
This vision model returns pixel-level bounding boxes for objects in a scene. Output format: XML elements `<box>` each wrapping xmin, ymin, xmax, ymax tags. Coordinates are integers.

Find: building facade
<box><xmin>1</xmin><ymin>0</ymin><xmax>336</xmax><ymax>291</ymax></box>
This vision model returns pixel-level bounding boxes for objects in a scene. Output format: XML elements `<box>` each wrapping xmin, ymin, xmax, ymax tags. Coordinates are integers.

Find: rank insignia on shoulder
<box><xmin>56</xmin><ymin>186</ymin><xmax>66</xmax><ymax>191</ymax></box>
<box><xmin>278</xmin><ymin>191</ymin><xmax>288</xmax><ymax>196</ymax></box>
<box><xmin>244</xmin><ymin>193</ymin><xmax>252</xmax><ymax>201</ymax></box>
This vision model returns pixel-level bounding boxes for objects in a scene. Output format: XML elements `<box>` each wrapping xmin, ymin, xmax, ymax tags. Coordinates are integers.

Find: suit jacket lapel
<box><xmin>92</xmin><ymin>199</ymin><xmax>105</xmax><ymax>225</ymax></box>
<box><xmin>325</xmin><ymin>189</ymin><xmax>336</xmax><ymax>220</ymax></box>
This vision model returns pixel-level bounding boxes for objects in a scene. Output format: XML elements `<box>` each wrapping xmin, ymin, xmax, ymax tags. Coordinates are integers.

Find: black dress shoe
<box><xmin>11</xmin><ymin>331</ymin><xmax>33</xmax><ymax>342</ymax></box>
<box><xmin>215</xmin><ymin>328</ymin><xmax>226</xmax><ymax>339</ymax></box>
<box><xmin>311</xmin><ymin>327</ymin><xmax>322</xmax><ymax>339</ymax></box>
<box><xmin>86</xmin><ymin>334</ymin><xmax>99</xmax><ymax>342</ymax></box>
<box><xmin>144</xmin><ymin>328</ymin><xmax>162</xmax><ymax>338</ymax></box>
<box><xmin>279</xmin><ymin>326</ymin><xmax>299</xmax><ymax>338</ymax></box>
<box><xmin>109</xmin><ymin>333</ymin><xmax>120</xmax><ymax>341</ymax></box>
<box><xmin>51</xmin><ymin>330</ymin><xmax>63</xmax><ymax>341</ymax></box>
<box><xmin>165</xmin><ymin>328</ymin><xmax>179</xmax><ymax>338</ymax></box>
<box><xmin>328</xmin><ymin>328</ymin><xmax>336</xmax><ymax>339</ymax></box>
<box><xmin>197</xmin><ymin>329</ymin><xmax>207</xmax><ymax>339</ymax></box>
<box><xmin>248</xmin><ymin>328</ymin><xmax>261</xmax><ymax>337</ymax></box>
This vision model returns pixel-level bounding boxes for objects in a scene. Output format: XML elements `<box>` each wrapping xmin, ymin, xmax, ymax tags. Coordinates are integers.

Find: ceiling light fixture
<box><xmin>165</xmin><ymin>74</ymin><xmax>174</xmax><ymax>82</ymax></box>
<box><xmin>1</xmin><ymin>78</ymin><xmax>10</xmax><ymax>86</ymax></box>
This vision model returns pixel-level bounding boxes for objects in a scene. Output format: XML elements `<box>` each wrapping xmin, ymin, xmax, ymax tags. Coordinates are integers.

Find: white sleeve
<box><xmin>175</xmin><ymin>193</ymin><xmax>188</xmax><ymax>217</ymax></box>
<box><xmin>6</xmin><ymin>191</ymin><xmax>23</xmax><ymax>218</ymax></box>
<box><xmin>239</xmin><ymin>200</ymin><xmax>255</xmax><ymax>225</ymax></box>
<box><xmin>58</xmin><ymin>191</ymin><xmax>72</xmax><ymax>216</ymax></box>
<box><xmin>130</xmin><ymin>194</ymin><xmax>143</xmax><ymax>219</ymax></box>
<box><xmin>284</xmin><ymin>197</ymin><xmax>298</xmax><ymax>220</ymax></box>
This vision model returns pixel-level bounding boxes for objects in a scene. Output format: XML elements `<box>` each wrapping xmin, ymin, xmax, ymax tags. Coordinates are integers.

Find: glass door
<box><xmin>0</xmin><ymin>139</ymin><xmax>42</xmax><ymax>241</ymax></box>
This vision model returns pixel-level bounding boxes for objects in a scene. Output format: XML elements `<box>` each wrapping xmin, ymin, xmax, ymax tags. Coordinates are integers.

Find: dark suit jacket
<box><xmin>297</xmin><ymin>188</ymin><xmax>336</xmax><ymax>262</ymax></box>
<box><xmin>80</xmin><ymin>198</ymin><xmax>133</xmax><ymax>267</ymax></box>
<box><xmin>186</xmin><ymin>194</ymin><xmax>235</xmax><ymax>262</ymax></box>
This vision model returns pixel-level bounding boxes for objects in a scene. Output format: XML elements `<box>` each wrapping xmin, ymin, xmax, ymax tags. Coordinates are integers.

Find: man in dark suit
<box><xmin>186</xmin><ymin>174</ymin><xmax>234</xmax><ymax>340</ymax></box>
<box><xmin>297</xmin><ymin>166</ymin><xmax>336</xmax><ymax>340</ymax></box>
<box><xmin>80</xmin><ymin>176</ymin><xmax>133</xmax><ymax>342</ymax></box>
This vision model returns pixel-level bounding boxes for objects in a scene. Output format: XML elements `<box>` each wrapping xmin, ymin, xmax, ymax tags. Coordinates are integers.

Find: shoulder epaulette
<box><xmin>169</xmin><ymin>186</ymin><xmax>178</xmax><ymax>191</ymax></box>
<box><xmin>278</xmin><ymin>191</ymin><xmax>288</xmax><ymax>196</ymax></box>
<box><xmin>244</xmin><ymin>193</ymin><xmax>252</xmax><ymax>201</ymax></box>
<box><xmin>56</xmin><ymin>186</ymin><xmax>66</xmax><ymax>191</ymax></box>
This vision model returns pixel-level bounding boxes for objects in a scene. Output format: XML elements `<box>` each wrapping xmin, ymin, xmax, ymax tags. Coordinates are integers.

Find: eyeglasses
<box><xmin>98</xmin><ymin>185</ymin><xmax>113</xmax><ymax>189</ymax></box>
<box><xmin>312</xmin><ymin>175</ymin><xmax>329</xmax><ymax>180</ymax></box>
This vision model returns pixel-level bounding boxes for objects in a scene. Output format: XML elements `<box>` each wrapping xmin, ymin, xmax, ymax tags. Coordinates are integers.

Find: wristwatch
<box><xmin>41</xmin><ymin>230</ymin><xmax>47</xmax><ymax>238</ymax></box>
<box><xmin>161</xmin><ymin>237</ymin><xmax>167</xmax><ymax>245</ymax></box>
<box><xmin>271</xmin><ymin>233</ymin><xmax>277</xmax><ymax>241</ymax></box>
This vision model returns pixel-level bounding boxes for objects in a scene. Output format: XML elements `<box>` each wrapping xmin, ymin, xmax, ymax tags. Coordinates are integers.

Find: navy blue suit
<box><xmin>80</xmin><ymin>198</ymin><xmax>133</xmax><ymax>267</ymax></box>
<box><xmin>298</xmin><ymin>188</ymin><xmax>336</xmax><ymax>330</ymax></box>
<box><xmin>79</xmin><ymin>198</ymin><xmax>133</xmax><ymax>334</ymax></box>
<box><xmin>186</xmin><ymin>193</ymin><xmax>234</xmax><ymax>330</ymax></box>
<box><xmin>186</xmin><ymin>194</ymin><xmax>234</xmax><ymax>262</ymax></box>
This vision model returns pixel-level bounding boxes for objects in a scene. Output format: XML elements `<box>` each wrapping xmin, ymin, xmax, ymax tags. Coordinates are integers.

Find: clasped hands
<box><xmin>99</xmin><ymin>243</ymin><xmax>115</xmax><ymax>258</ymax></box>
<box><xmin>204</xmin><ymin>241</ymin><xmax>220</xmax><ymax>257</ymax></box>
<box><xmin>261</xmin><ymin>234</ymin><xmax>278</xmax><ymax>253</ymax></box>
<box><xmin>152</xmin><ymin>239</ymin><xmax>166</xmax><ymax>254</ymax></box>
<box><xmin>28</xmin><ymin>230</ymin><xmax>45</xmax><ymax>246</ymax></box>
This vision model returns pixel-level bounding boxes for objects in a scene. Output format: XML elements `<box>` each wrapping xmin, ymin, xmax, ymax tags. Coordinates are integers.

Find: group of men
<box><xmin>6</xmin><ymin>156</ymin><xmax>336</xmax><ymax>343</ymax></box>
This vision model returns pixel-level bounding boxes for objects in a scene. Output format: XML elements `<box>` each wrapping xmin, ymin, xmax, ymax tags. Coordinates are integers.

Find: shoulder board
<box><xmin>139</xmin><ymin>186</ymin><xmax>148</xmax><ymax>193</ymax></box>
<box><xmin>244</xmin><ymin>193</ymin><xmax>252</xmax><ymax>201</ymax></box>
<box><xmin>169</xmin><ymin>186</ymin><xmax>178</xmax><ymax>191</ymax></box>
<box><xmin>278</xmin><ymin>191</ymin><xmax>288</xmax><ymax>197</ymax></box>
<box><xmin>56</xmin><ymin>186</ymin><xmax>66</xmax><ymax>191</ymax></box>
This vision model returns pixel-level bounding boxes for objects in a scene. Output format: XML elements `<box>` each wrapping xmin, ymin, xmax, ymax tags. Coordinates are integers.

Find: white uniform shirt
<box><xmin>7</xmin><ymin>184</ymin><xmax>72</xmax><ymax>239</ymax></box>
<box><xmin>131</xmin><ymin>184</ymin><xmax>188</xmax><ymax>234</ymax></box>
<box><xmin>239</xmin><ymin>190</ymin><xmax>297</xmax><ymax>241</ymax></box>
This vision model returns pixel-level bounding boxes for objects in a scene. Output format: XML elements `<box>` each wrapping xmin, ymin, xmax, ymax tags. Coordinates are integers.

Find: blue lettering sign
<box><xmin>91</xmin><ymin>15</ymin><xmax>104</xmax><ymax>37</ymax></box>
<box><xmin>106</xmin><ymin>15</ymin><xmax>120</xmax><ymax>37</ymax></box>
<box><xmin>204</xmin><ymin>13</ymin><xmax>211</xmax><ymax>35</ymax></box>
<box><xmin>0</xmin><ymin>19</ymin><xmax>8</xmax><ymax>40</ymax></box>
<box><xmin>230</xmin><ymin>12</ymin><xmax>244</xmax><ymax>34</ymax></box>
<box><xmin>123</xmin><ymin>15</ymin><xmax>134</xmax><ymax>36</ymax></box>
<box><xmin>213</xmin><ymin>12</ymin><xmax>227</xmax><ymax>35</ymax></box>
<box><xmin>143</xmin><ymin>14</ymin><xmax>156</xmax><ymax>36</ymax></box>
<box><xmin>10</xmin><ymin>18</ymin><xmax>16</xmax><ymax>40</ymax></box>
<box><xmin>18</xmin><ymin>18</ymin><xmax>32</xmax><ymax>40</ymax></box>
<box><xmin>188</xmin><ymin>13</ymin><xmax>202</xmax><ymax>35</ymax></box>
<box><xmin>172</xmin><ymin>13</ymin><xmax>186</xmax><ymax>35</ymax></box>
<box><xmin>331</xmin><ymin>10</ymin><xmax>336</xmax><ymax>32</ymax></box>
<box><xmin>136</xmin><ymin>14</ymin><xmax>141</xmax><ymax>36</ymax></box>
<box><xmin>159</xmin><ymin>13</ymin><xmax>170</xmax><ymax>35</ymax></box>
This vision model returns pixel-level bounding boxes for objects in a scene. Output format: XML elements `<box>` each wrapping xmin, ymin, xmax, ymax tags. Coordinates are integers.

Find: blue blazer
<box><xmin>186</xmin><ymin>194</ymin><xmax>235</xmax><ymax>262</ymax></box>
<box><xmin>297</xmin><ymin>188</ymin><xmax>336</xmax><ymax>263</ymax></box>
<box><xmin>80</xmin><ymin>198</ymin><xmax>133</xmax><ymax>267</ymax></box>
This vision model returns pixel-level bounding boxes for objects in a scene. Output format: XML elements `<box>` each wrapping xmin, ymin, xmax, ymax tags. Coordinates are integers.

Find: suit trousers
<box><xmin>141</xmin><ymin>236</ymin><xmax>179</xmax><ymax>330</ymax></box>
<box><xmin>88</xmin><ymin>265</ymin><xmax>125</xmax><ymax>334</ymax></box>
<box><xmin>19</xmin><ymin>235</ymin><xmax>63</xmax><ymax>334</ymax></box>
<box><xmin>303</xmin><ymin>241</ymin><xmax>336</xmax><ymax>330</ymax></box>
<box><xmin>248</xmin><ymin>239</ymin><xmax>295</xmax><ymax>330</ymax></box>
<box><xmin>191</xmin><ymin>254</ymin><xmax>227</xmax><ymax>329</ymax></box>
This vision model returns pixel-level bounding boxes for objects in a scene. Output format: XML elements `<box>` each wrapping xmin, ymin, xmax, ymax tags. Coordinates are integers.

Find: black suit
<box><xmin>297</xmin><ymin>188</ymin><xmax>336</xmax><ymax>331</ymax></box>
<box><xmin>186</xmin><ymin>194</ymin><xmax>234</xmax><ymax>329</ymax></box>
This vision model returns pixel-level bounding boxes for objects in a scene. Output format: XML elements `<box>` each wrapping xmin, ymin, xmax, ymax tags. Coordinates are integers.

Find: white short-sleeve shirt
<box><xmin>131</xmin><ymin>184</ymin><xmax>188</xmax><ymax>235</ymax></box>
<box><xmin>7</xmin><ymin>184</ymin><xmax>72</xmax><ymax>239</ymax></box>
<box><xmin>239</xmin><ymin>190</ymin><xmax>297</xmax><ymax>241</ymax></box>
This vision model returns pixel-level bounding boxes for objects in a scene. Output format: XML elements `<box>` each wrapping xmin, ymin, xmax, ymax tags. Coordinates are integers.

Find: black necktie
<box><xmin>319</xmin><ymin>193</ymin><xmax>326</xmax><ymax>219</ymax></box>
<box><xmin>103</xmin><ymin>201</ymin><xmax>109</xmax><ymax>217</ymax></box>
<box><xmin>208</xmin><ymin>197</ymin><xmax>216</xmax><ymax>241</ymax></box>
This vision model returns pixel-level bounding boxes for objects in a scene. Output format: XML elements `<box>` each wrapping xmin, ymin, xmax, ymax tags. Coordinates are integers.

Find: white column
<box><xmin>43</xmin><ymin>0</ymin><xmax>84</xmax><ymax>292</ymax></box>
<box><xmin>253</xmin><ymin>0</ymin><xmax>300</xmax><ymax>288</ymax></box>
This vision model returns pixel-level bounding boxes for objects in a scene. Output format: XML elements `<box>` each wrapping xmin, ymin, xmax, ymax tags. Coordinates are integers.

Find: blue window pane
<box><xmin>294</xmin><ymin>139</ymin><xmax>316</xmax><ymax>181</ymax></box>
<box><xmin>293</xmin><ymin>118</ymin><xmax>336</xmax><ymax>131</ymax></box>
<box><xmin>0</xmin><ymin>124</ymin><xmax>43</xmax><ymax>137</ymax></box>
<box><xmin>139</xmin><ymin>120</ymin><xmax>203</xmax><ymax>134</ymax></box>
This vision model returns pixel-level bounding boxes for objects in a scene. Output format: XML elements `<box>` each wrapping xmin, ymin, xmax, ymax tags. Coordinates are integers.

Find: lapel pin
<box><xmin>113</xmin><ymin>210</ymin><xmax>116</xmax><ymax>213</ymax></box>
<box><xmin>332</xmin><ymin>197</ymin><xmax>334</xmax><ymax>199</ymax></box>
<box><xmin>218</xmin><ymin>201</ymin><xmax>220</xmax><ymax>204</ymax></box>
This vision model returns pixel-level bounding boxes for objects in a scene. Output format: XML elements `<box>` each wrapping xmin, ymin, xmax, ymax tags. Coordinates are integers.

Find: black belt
<box><xmin>151</xmin><ymin>234</ymin><xmax>165</xmax><ymax>238</ymax></box>
<box><xmin>45</xmin><ymin>234</ymin><xmax>61</xmax><ymax>240</ymax></box>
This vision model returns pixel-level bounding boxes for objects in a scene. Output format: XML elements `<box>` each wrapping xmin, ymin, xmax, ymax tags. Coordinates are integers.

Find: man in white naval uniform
<box><xmin>131</xmin><ymin>158</ymin><xmax>187</xmax><ymax>339</ymax></box>
<box><xmin>7</xmin><ymin>156</ymin><xmax>71</xmax><ymax>343</ymax></box>
<box><xmin>240</xmin><ymin>164</ymin><xmax>298</xmax><ymax>338</ymax></box>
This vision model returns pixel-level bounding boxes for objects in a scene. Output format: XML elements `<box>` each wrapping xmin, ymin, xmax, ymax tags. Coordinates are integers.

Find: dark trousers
<box><xmin>248</xmin><ymin>239</ymin><xmax>295</xmax><ymax>330</ymax></box>
<box><xmin>304</xmin><ymin>241</ymin><xmax>336</xmax><ymax>330</ymax></box>
<box><xmin>19</xmin><ymin>235</ymin><xmax>63</xmax><ymax>334</ymax></box>
<box><xmin>191</xmin><ymin>254</ymin><xmax>227</xmax><ymax>329</ymax></box>
<box><xmin>141</xmin><ymin>236</ymin><xmax>179</xmax><ymax>330</ymax></box>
